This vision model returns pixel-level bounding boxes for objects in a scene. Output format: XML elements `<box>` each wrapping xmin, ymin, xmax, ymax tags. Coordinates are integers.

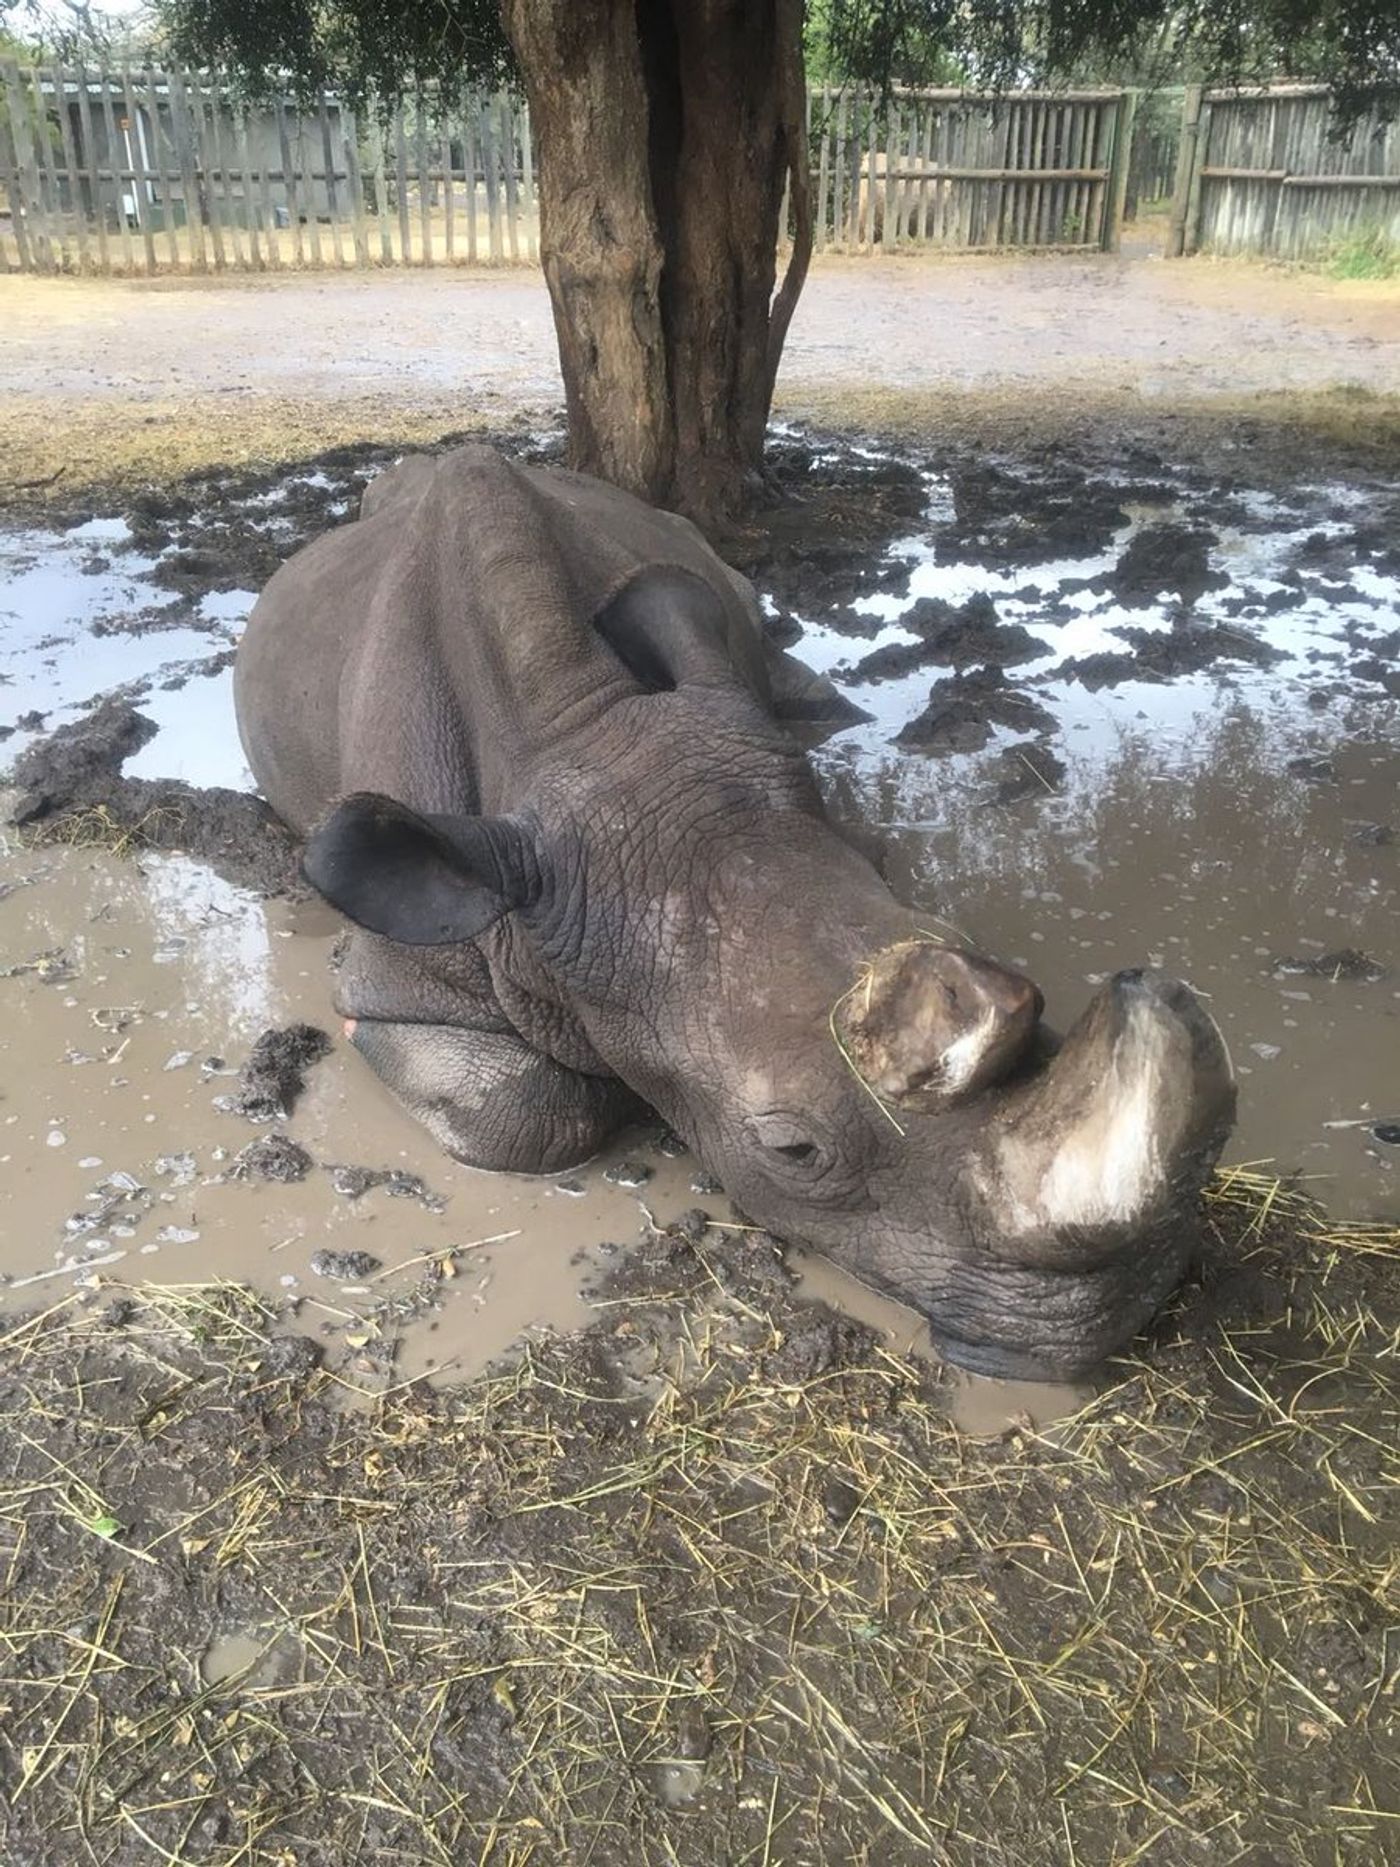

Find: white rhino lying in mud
<box><xmin>235</xmin><ymin>445</ymin><xmax>1235</xmax><ymax>1380</ymax></box>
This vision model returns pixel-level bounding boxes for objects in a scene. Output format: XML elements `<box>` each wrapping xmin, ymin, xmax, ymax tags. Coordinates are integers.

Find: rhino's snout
<box><xmin>887</xmin><ymin>969</ymin><xmax>1236</xmax><ymax>1382</ymax></box>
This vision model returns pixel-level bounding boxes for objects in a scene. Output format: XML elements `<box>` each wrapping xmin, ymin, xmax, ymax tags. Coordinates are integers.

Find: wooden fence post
<box><xmin>1167</xmin><ymin>84</ymin><xmax>1205</xmax><ymax>257</ymax></box>
<box><xmin>393</xmin><ymin>102</ymin><xmax>411</xmax><ymax>262</ymax></box>
<box><xmin>415</xmin><ymin>87</ymin><xmax>432</xmax><ymax>265</ymax></box>
<box><xmin>319</xmin><ymin>87</ymin><xmax>345</xmax><ymax>266</ymax></box>
<box><xmin>168</xmin><ymin>68</ymin><xmax>207</xmax><ymax>271</ymax></box>
<box><xmin>74</xmin><ymin>64</ymin><xmax>111</xmax><ymax>273</ymax></box>
<box><xmin>193</xmin><ymin>79</ymin><xmax>226</xmax><ymax>272</ymax></box>
<box><xmin>0</xmin><ymin>64</ymin><xmax>37</xmax><ymax>272</ymax></box>
<box><xmin>3</xmin><ymin>61</ymin><xmax>45</xmax><ymax>272</ymax></box>
<box><xmin>51</xmin><ymin>67</ymin><xmax>92</xmax><ymax>272</ymax></box>
<box><xmin>367</xmin><ymin>99</ymin><xmax>393</xmax><ymax>263</ymax></box>
<box><xmin>520</xmin><ymin>98</ymin><xmax>536</xmax><ymax>261</ymax></box>
<box><xmin>208</xmin><ymin>82</ymin><xmax>245</xmax><ymax>269</ymax></box>
<box><xmin>439</xmin><ymin>100</ymin><xmax>455</xmax><ymax>262</ymax></box>
<box><xmin>481</xmin><ymin>94</ymin><xmax>501</xmax><ymax>262</ymax></box>
<box><xmin>1102</xmin><ymin>89</ymin><xmax>1137</xmax><ymax>251</ymax></box>
<box><xmin>275</xmin><ymin>98</ymin><xmax>304</xmax><ymax>265</ymax></box>
<box><xmin>344</xmin><ymin>102</ymin><xmax>370</xmax><ymax>266</ymax></box>
<box><xmin>32</xmin><ymin>66</ymin><xmax>71</xmax><ymax>270</ymax></box>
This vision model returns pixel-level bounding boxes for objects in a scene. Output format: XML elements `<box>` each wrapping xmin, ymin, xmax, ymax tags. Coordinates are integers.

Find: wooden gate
<box><xmin>803</xmin><ymin>87</ymin><xmax>1136</xmax><ymax>253</ymax></box>
<box><xmin>1169</xmin><ymin>84</ymin><xmax>1400</xmax><ymax>259</ymax></box>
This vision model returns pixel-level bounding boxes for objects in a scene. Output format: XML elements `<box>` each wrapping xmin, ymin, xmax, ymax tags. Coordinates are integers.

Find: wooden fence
<box><xmin>0</xmin><ymin>62</ymin><xmax>537</xmax><ymax>274</ymax></box>
<box><xmin>1169</xmin><ymin>83</ymin><xmax>1400</xmax><ymax>259</ymax></box>
<box><xmin>804</xmin><ymin>86</ymin><xmax>1135</xmax><ymax>252</ymax></box>
<box><xmin>1</xmin><ymin>64</ymin><xmax>1142</xmax><ymax>273</ymax></box>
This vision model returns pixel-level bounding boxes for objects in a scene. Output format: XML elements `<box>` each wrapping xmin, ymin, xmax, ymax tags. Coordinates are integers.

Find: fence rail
<box><xmin>1169</xmin><ymin>83</ymin><xmax>1400</xmax><ymax>258</ymax></box>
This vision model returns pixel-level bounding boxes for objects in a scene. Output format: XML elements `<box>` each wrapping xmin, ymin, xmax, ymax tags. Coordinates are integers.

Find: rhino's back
<box><xmin>235</xmin><ymin>445</ymin><xmax>768</xmax><ymax>833</ymax></box>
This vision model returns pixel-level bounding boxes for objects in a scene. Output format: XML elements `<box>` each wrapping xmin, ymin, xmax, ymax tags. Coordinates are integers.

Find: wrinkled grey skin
<box><xmin>235</xmin><ymin>446</ymin><xmax>1235</xmax><ymax>1380</ymax></box>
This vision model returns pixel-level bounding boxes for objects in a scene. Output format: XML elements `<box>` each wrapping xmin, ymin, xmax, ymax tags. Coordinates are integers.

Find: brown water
<box><xmin>0</xmin><ymin>849</ymin><xmax>712</xmax><ymax>1383</ymax></box>
<box><xmin>2</xmin><ymin>449</ymin><xmax>1398</xmax><ymax>1432</ymax></box>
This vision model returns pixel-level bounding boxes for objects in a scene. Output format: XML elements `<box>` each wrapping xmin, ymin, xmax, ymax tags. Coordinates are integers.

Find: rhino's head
<box><xmin>305</xmin><ymin>685</ymin><xmax>1233</xmax><ymax>1382</ymax></box>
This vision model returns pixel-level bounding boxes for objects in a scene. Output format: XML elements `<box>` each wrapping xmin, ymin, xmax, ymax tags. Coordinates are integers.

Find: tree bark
<box><xmin>501</xmin><ymin>0</ymin><xmax>811</xmax><ymax>533</ymax></box>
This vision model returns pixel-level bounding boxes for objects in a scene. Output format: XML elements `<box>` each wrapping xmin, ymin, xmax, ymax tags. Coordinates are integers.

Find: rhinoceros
<box><xmin>235</xmin><ymin>445</ymin><xmax>1234</xmax><ymax>1380</ymax></box>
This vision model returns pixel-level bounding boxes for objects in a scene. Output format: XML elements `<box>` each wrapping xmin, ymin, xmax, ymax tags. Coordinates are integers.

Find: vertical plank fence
<box><xmin>803</xmin><ymin>87</ymin><xmax>1132</xmax><ymax>253</ymax></box>
<box><xmin>0</xmin><ymin>63</ymin><xmax>541</xmax><ymax>274</ymax></box>
<box><xmin>1169</xmin><ymin>84</ymin><xmax>1400</xmax><ymax>259</ymax></box>
<box><xmin>1</xmin><ymin>68</ymin><xmax>1164</xmax><ymax>274</ymax></box>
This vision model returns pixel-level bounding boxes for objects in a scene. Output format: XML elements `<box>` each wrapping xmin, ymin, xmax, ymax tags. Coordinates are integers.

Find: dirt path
<box><xmin>3</xmin><ymin>253</ymin><xmax>1398</xmax><ymax>490</ymax></box>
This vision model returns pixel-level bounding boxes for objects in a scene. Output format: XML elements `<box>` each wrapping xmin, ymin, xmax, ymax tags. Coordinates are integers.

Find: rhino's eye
<box><xmin>747</xmin><ymin>1112</ymin><xmax>827</xmax><ymax>1169</ymax></box>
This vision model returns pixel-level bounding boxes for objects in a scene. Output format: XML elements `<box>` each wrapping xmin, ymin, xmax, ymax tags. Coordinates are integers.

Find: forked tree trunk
<box><xmin>501</xmin><ymin>0</ymin><xmax>811</xmax><ymax>533</ymax></box>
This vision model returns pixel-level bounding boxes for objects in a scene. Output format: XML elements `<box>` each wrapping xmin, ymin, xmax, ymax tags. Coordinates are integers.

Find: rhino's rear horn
<box><xmin>836</xmin><ymin>941</ymin><xmax>1043</xmax><ymax>1105</ymax></box>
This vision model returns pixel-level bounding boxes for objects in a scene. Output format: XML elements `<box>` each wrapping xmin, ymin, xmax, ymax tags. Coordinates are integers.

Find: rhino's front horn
<box><xmin>836</xmin><ymin>940</ymin><xmax>1043</xmax><ymax>1104</ymax></box>
<box><xmin>979</xmin><ymin>969</ymin><xmax>1236</xmax><ymax>1270</ymax></box>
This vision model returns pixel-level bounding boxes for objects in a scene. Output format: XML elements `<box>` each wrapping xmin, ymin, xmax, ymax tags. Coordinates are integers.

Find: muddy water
<box><xmin>790</xmin><ymin>462</ymin><xmax>1400</xmax><ymax>1216</ymax></box>
<box><xmin>2</xmin><ymin>444</ymin><xmax>1398</xmax><ymax>1431</ymax></box>
<box><xmin>0</xmin><ymin>849</ymin><xmax>712</xmax><ymax>1382</ymax></box>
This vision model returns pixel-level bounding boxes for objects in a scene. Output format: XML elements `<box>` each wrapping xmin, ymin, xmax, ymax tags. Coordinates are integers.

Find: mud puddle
<box><xmin>0</xmin><ymin>515</ymin><xmax>251</xmax><ymax>786</ymax></box>
<box><xmin>0</xmin><ymin>848</ymin><xmax>719</xmax><ymax>1384</ymax></box>
<box><xmin>1</xmin><ymin>430</ymin><xmax>1397</xmax><ymax>1428</ymax></box>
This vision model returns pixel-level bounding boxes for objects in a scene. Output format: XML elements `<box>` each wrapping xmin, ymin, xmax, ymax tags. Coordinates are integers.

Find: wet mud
<box><xmin>2</xmin><ymin>423</ymin><xmax>1398</xmax><ymax>1398</ymax></box>
<box><xmin>0</xmin><ymin>852</ymin><xmax>721</xmax><ymax>1387</ymax></box>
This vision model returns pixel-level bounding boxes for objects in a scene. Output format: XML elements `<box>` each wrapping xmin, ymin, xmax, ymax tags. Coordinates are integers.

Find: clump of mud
<box><xmin>840</xmin><ymin>593</ymin><xmax>1048</xmax><ymax>685</ymax></box>
<box><xmin>1272</xmin><ymin>947</ymin><xmax>1390</xmax><ymax>983</ymax></box>
<box><xmin>926</xmin><ymin>457</ymin><xmax>1135</xmax><ymax>567</ymax></box>
<box><xmin>222</xmin><ymin>1023</ymin><xmax>333</xmax><ymax>1123</ymax></box>
<box><xmin>325</xmin><ymin>1164</ymin><xmax>447</xmax><ymax>1211</ymax></box>
<box><xmin>1056</xmin><ymin>617</ymin><xmax>1286</xmax><ymax>690</ymax></box>
<box><xmin>896</xmin><ymin>668</ymin><xmax>1057</xmax><ymax>754</ymax></box>
<box><xmin>228</xmin><ymin>1132</ymin><xmax>314</xmax><ymax>1184</ymax></box>
<box><xmin>5</xmin><ymin>697</ymin><xmax>301</xmax><ymax>896</ymax></box>
<box><xmin>1111</xmin><ymin>522</ymin><xmax>1227</xmax><ymax>608</ymax></box>
<box><xmin>985</xmin><ymin>739</ymin><xmax>1068</xmax><ymax>804</ymax></box>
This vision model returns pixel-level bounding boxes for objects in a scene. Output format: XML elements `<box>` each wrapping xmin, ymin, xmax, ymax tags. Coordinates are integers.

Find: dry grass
<box><xmin>0</xmin><ymin>393</ymin><xmax>522</xmax><ymax>507</ymax></box>
<box><xmin>26</xmin><ymin>802</ymin><xmax>185</xmax><ymax>858</ymax></box>
<box><xmin>775</xmin><ymin>379</ymin><xmax>1400</xmax><ymax>479</ymax></box>
<box><xmin>2</xmin><ymin>1181</ymin><xmax>1399</xmax><ymax>1864</ymax></box>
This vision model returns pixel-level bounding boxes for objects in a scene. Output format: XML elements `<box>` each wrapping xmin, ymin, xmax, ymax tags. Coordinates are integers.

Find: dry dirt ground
<box><xmin>2</xmin><ymin>250</ymin><xmax>1398</xmax><ymax>492</ymax></box>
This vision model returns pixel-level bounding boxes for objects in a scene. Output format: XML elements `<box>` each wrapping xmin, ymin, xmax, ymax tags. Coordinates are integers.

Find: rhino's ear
<box><xmin>303</xmin><ymin>793</ymin><xmax>540</xmax><ymax>946</ymax></box>
<box><xmin>591</xmin><ymin>564</ymin><xmax>738</xmax><ymax>692</ymax></box>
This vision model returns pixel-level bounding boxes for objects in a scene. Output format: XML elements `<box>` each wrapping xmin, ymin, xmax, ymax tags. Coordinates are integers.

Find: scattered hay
<box><xmin>1207</xmin><ymin>1158</ymin><xmax>1400</xmax><ymax>1259</ymax></box>
<box><xmin>26</xmin><ymin>801</ymin><xmax>184</xmax><ymax>858</ymax></box>
<box><xmin>2</xmin><ymin>1189</ymin><xmax>1399</xmax><ymax>1864</ymax></box>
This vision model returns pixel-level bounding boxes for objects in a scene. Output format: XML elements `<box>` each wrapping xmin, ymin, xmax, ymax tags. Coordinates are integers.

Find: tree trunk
<box><xmin>501</xmin><ymin>0</ymin><xmax>811</xmax><ymax>534</ymax></box>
